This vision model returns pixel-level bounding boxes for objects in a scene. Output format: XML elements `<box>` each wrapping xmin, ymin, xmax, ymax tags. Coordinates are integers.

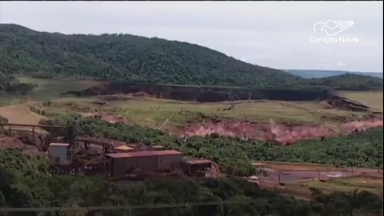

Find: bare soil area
<box><xmin>0</xmin><ymin>104</ymin><xmax>48</xmax><ymax>125</ymax></box>
<box><xmin>180</xmin><ymin>117</ymin><xmax>383</xmax><ymax>145</ymax></box>
<box><xmin>0</xmin><ymin>134</ymin><xmax>42</xmax><ymax>155</ymax></box>
<box><xmin>64</xmin><ymin>82</ymin><xmax>374</xmax><ymax>112</ymax></box>
<box><xmin>252</xmin><ymin>162</ymin><xmax>383</xmax><ymax>184</ymax></box>
<box><xmin>80</xmin><ymin>112</ymin><xmax>127</xmax><ymax>124</ymax></box>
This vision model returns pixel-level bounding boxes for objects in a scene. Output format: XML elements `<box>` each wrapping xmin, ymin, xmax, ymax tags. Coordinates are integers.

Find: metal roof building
<box><xmin>47</xmin><ymin>143</ymin><xmax>71</xmax><ymax>166</ymax></box>
<box><xmin>114</xmin><ymin>145</ymin><xmax>134</xmax><ymax>152</ymax></box>
<box><xmin>106</xmin><ymin>150</ymin><xmax>183</xmax><ymax>178</ymax></box>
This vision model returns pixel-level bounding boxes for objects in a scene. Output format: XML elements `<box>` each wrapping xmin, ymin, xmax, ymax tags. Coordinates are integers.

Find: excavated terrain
<box><xmin>64</xmin><ymin>82</ymin><xmax>372</xmax><ymax>112</ymax></box>
<box><xmin>59</xmin><ymin>82</ymin><xmax>384</xmax><ymax>144</ymax></box>
<box><xmin>179</xmin><ymin>117</ymin><xmax>383</xmax><ymax>145</ymax></box>
<box><xmin>0</xmin><ymin>132</ymin><xmax>44</xmax><ymax>156</ymax></box>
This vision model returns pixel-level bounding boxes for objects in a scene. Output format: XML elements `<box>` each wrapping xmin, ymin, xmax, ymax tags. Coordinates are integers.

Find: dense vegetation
<box><xmin>284</xmin><ymin>70</ymin><xmax>383</xmax><ymax>79</ymax></box>
<box><xmin>0</xmin><ymin>73</ymin><xmax>35</xmax><ymax>94</ymax></box>
<box><xmin>1</xmin><ymin>24</ymin><xmax>382</xmax><ymax>91</ymax></box>
<box><xmin>306</xmin><ymin>74</ymin><xmax>384</xmax><ymax>91</ymax></box>
<box><xmin>0</xmin><ymin>116</ymin><xmax>382</xmax><ymax>216</ymax></box>
<box><xmin>41</xmin><ymin>117</ymin><xmax>384</xmax><ymax>176</ymax></box>
<box><xmin>1</xmin><ymin>147</ymin><xmax>381</xmax><ymax>216</ymax></box>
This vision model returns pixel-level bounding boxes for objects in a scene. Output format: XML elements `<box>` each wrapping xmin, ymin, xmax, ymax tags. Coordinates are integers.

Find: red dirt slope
<box><xmin>180</xmin><ymin>117</ymin><xmax>383</xmax><ymax>145</ymax></box>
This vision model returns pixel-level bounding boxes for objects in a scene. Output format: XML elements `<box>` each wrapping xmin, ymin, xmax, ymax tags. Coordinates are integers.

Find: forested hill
<box><xmin>0</xmin><ymin>24</ymin><xmax>382</xmax><ymax>90</ymax></box>
<box><xmin>307</xmin><ymin>73</ymin><xmax>384</xmax><ymax>91</ymax></box>
<box><xmin>0</xmin><ymin>24</ymin><xmax>304</xmax><ymax>88</ymax></box>
<box><xmin>285</xmin><ymin>69</ymin><xmax>383</xmax><ymax>79</ymax></box>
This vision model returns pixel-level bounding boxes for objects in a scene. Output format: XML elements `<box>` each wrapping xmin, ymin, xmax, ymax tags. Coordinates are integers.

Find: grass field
<box><xmin>16</xmin><ymin>77</ymin><xmax>102</xmax><ymax>100</ymax></box>
<box><xmin>39</xmin><ymin>97</ymin><xmax>365</xmax><ymax>130</ymax></box>
<box><xmin>336</xmin><ymin>91</ymin><xmax>383</xmax><ymax>113</ymax></box>
<box><xmin>1</xmin><ymin>78</ymin><xmax>382</xmax><ymax>131</ymax></box>
<box><xmin>288</xmin><ymin>176</ymin><xmax>383</xmax><ymax>196</ymax></box>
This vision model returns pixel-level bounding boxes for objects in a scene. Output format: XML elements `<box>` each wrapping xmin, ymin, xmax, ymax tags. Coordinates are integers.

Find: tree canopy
<box><xmin>1</xmin><ymin>147</ymin><xmax>381</xmax><ymax>216</ymax></box>
<box><xmin>42</xmin><ymin>117</ymin><xmax>384</xmax><ymax>176</ymax></box>
<box><xmin>1</xmin><ymin>24</ymin><xmax>382</xmax><ymax>91</ymax></box>
<box><xmin>0</xmin><ymin>116</ymin><xmax>382</xmax><ymax>216</ymax></box>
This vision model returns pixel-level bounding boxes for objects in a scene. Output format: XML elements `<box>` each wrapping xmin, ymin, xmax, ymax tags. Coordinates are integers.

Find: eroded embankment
<box><xmin>64</xmin><ymin>82</ymin><xmax>370</xmax><ymax>112</ymax></box>
<box><xmin>180</xmin><ymin>117</ymin><xmax>383</xmax><ymax>145</ymax></box>
<box><xmin>325</xmin><ymin>95</ymin><xmax>370</xmax><ymax>112</ymax></box>
<box><xmin>64</xmin><ymin>82</ymin><xmax>332</xmax><ymax>101</ymax></box>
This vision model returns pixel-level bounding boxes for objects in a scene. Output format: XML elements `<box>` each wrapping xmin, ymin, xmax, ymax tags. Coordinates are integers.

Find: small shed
<box><xmin>47</xmin><ymin>143</ymin><xmax>71</xmax><ymax>165</ymax></box>
<box><xmin>183</xmin><ymin>159</ymin><xmax>212</xmax><ymax>176</ymax></box>
<box><xmin>106</xmin><ymin>150</ymin><xmax>183</xmax><ymax>178</ymax></box>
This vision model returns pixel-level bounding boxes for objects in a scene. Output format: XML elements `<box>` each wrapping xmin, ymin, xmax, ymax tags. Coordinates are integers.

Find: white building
<box><xmin>47</xmin><ymin>143</ymin><xmax>72</xmax><ymax>165</ymax></box>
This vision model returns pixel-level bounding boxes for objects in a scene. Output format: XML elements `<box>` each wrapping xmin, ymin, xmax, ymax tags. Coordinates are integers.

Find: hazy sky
<box><xmin>1</xmin><ymin>2</ymin><xmax>383</xmax><ymax>72</ymax></box>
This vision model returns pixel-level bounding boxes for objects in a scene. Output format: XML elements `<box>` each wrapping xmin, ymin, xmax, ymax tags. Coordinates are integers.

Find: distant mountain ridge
<box><xmin>0</xmin><ymin>23</ymin><xmax>383</xmax><ymax>91</ymax></box>
<box><xmin>285</xmin><ymin>70</ymin><xmax>383</xmax><ymax>79</ymax></box>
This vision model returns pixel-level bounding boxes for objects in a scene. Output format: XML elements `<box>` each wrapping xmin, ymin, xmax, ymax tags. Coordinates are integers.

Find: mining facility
<box><xmin>48</xmin><ymin>142</ymin><xmax>217</xmax><ymax>180</ymax></box>
<box><xmin>1</xmin><ymin>122</ymin><xmax>218</xmax><ymax>180</ymax></box>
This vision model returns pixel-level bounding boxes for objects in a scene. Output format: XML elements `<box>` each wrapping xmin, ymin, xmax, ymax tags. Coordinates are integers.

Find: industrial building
<box><xmin>105</xmin><ymin>150</ymin><xmax>183</xmax><ymax>178</ymax></box>
<box><xmin>183</xmin><ymin>159</ymin><xmax>213</xmax><ymax>177</ymax></box>
<box><xmin>47</xmin><ymin>143</ymin><xmax>72</xmax><ymax>166</ymax></box>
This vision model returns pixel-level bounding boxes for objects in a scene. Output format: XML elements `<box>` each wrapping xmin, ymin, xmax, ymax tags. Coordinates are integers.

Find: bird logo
<box><xmin>313</xmin><ymin>20</ymin><xmax>354</xmax><ymax>37</ymax></box>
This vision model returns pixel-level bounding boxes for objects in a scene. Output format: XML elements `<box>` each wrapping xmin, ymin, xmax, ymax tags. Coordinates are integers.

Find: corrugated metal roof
<box><xmin>106</xmin><ymin>150</ymin><xmax>182</xmax><ymax>159</ymax></box>
<box><xmin>184</xmin><ymin>159</ymin><xmax>212</xmax><ymax>165</ymax></box>
<box><xmin>152</xmin><ymin>145</ymin><xmax>165</xmax><ymax>148</ymax></box>
<box><xmin>49</xmin><ymin>143</ymin><xmax>70</xmax><ymax>147</ymax></box>
<box><xmin>115</xmin><ymin>145</ymin><xmax>134</xmax><ymax>151</ymax></box>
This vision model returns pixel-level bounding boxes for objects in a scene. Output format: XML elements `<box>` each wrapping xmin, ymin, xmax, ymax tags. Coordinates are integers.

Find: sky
<box><xmin>1</xmin><ymin>2</ymin><xmax>383</xmax><ymax>73</ymax></box>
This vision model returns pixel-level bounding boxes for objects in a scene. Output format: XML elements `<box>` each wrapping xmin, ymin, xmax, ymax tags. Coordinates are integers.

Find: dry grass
<box><xmin>16</xmin><ymin>77</ymin><xmax>102</xmax><ymax>100</ymax></box>
<box><xmin>2</xmin><ymin>78</ymin><xmax>379</xmax><ymax>130</ymax></box>
<box><xmin>336</xmin><ymin>91</ymin><xmax>383</xmax><ymax>113</ymax></box>
<box><xmin>288</xmin><ymin>176</ymin><xmax>383</xmax><ymax>196</ymax></box>
<box><xmin>40</xmin><ymin>97</ymin><xmax>364</xmax><ymax>130</ymax></box>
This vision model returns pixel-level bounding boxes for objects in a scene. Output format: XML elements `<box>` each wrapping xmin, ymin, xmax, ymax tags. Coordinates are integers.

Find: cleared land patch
<box><xmin>17</xmin><ymin>94</ymin><xmax>382</xmax><ymax>144</ymax></box>
<box><xmin>42</xmin><ymin>97</ymin><xmax>366</xmax><ymax>126</ymax></box>
<box><xmin>256</xmin><ymin>161</ymin><xmax>341</xmax><ymax>171</ymax></box>
<box><xmin>0</xmin><ymin>104</ymin><xmax>47</xmax><ymax>125</ymax></box>
<box><xmin>2</xmin><ymin>78</ymin><xmax>382</xmax><ymax>144</ymax></box>
<box><xmin>16</xmin><ymin>77</ymin><xmax>102</xmax><ymax>100</ymax></box>
<box><xmin>0</xmin><ymin>104</ymin><xmax>48</xmax><ymax>133</ymax></box>
<box><xmin>250</xmin><ymin>162</ymin><xmax>383</xmax><ymax>202</ymax></box>
<box><xmin>288</xmin><ymin>176</ymin><xmax>383</xmax><ymax>195</ymax></box>
<box><xmin>336</xmin><ymin>91</ymin><xmax>383</xmax><ymax>113</ymax></box>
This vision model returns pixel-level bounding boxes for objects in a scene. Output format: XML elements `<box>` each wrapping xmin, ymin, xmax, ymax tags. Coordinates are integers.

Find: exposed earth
<box><xmin>1</xmin><ymin>78</ymin><xmax>383</xmax><ymax>145</ymax></box>
<box><xmin>2</xmin><ymin>91</ymin><xmax>383</xmax><ymax>145</ymax></box>
<box><xmin>179</xmin><ymin>116</ymin><xmax>383</xmax><ymax>145</ymax></box>
<box><xmin>65</xmin><ymin>82</ymin><xmax>373</xmax><ymax>112</ymax></box>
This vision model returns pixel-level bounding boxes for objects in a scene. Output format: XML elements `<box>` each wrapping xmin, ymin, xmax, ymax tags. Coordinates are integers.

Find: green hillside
<box><xmin>0</xmin><ymin>24</ymin><xmax>382</xmax><ymax>90</ymax></box>
<box><xmin>307</xmin><ymin>73</ymin><xmax>383</xmax><ymax>90</ymax></box>
<box><xmin>0</xmin><ymin>24</ymin><xmax>304</xmax><ymax>88</ymax></box>
<box><xmin>285</xmin><ymin>69</ymin><xmax>383</xmax><ymax>79</ymax></box>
